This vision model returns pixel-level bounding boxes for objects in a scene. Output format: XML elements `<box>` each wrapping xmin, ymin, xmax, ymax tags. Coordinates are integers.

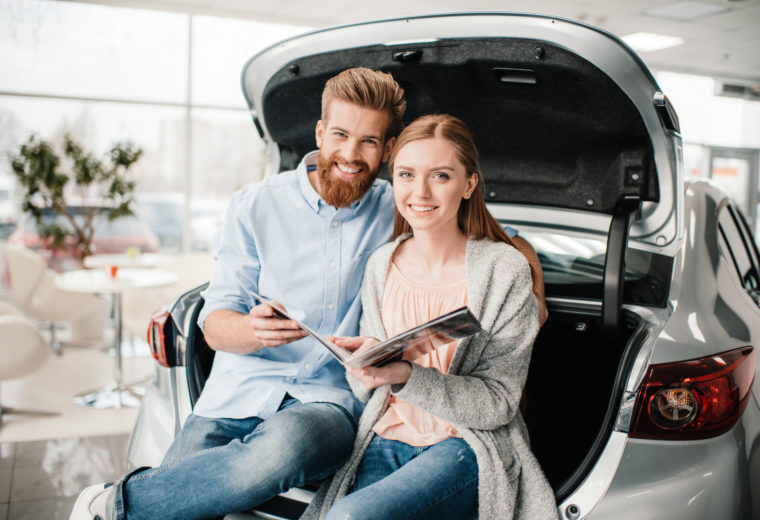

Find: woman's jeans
<box><xmin>325</xmin><ymin>435</ymin><xmax>478</xmax><ymax>520</ymax></box>
<box><xmin>109</xmin><ymin>396</ymin><xmax>356</xmax><ymax>520</ymax></box>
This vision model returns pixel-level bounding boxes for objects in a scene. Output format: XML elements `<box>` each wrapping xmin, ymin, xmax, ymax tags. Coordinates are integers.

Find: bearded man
<box><xmin>71</xmin><ymin>67</ymin><xmax>406</xmax><ymax>520</ymax></box>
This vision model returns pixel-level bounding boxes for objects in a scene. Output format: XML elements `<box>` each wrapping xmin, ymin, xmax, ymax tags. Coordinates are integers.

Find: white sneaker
<box><xmin>69</xmin><ymin>483</ymin><xmax>112</xmax><ymax>520</ymax></box>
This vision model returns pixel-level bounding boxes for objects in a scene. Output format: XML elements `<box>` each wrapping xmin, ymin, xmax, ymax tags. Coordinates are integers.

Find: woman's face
<box><xmin>392</xmin><ymin>137</ymin><xmax>478</xmax><ymax>236</ymax></box>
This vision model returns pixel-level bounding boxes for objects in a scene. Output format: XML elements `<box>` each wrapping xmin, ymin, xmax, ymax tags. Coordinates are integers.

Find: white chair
<box><xmin>0</xmin><ymin>300</ymin><xmax>57</xmax><ymax>421</ymax></box>
<box><xmin>4</xmin><ymin>243</ymin><xmax>106</xmax><ymax>354</ymax></box>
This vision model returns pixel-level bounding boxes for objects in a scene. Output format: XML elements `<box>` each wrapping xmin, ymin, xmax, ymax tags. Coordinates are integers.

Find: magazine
<box><xmin>250</xmin><ymin>290</ymin><xmax>483</xmax><ymax>369</ymax></box>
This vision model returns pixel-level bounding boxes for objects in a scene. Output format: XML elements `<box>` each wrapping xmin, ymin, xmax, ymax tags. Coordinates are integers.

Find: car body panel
<box><xmin>587</xmin><ymin>410</ymin><xmax>760</xmax><ymax>520</ymax></box>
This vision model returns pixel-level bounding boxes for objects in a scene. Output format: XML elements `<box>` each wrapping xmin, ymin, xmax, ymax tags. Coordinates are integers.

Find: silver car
<box><xmin>127</xmin><ymin>12</ymin><xmax>760</xmax><ymax>520</ymax></box>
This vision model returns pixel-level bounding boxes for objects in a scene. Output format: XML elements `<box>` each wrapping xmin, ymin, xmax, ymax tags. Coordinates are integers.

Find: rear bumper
<box><xmin>584</xmin><ymin>401</ymin><xmax>760</xmax><ymax>520</ymax></box>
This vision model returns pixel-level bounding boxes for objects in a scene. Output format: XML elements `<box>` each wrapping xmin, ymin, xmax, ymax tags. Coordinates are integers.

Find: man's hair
<box><xmin>321</xmin><ymin>67</ymin><xmax>406</xmax><ymax>139</ymax></box>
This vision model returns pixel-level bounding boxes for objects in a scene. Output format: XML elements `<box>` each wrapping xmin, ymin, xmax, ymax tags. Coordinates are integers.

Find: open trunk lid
<box><xmin>242</xmin><ymin>12</ymin><xmax>680</xmax><ymax>243</ymax></box>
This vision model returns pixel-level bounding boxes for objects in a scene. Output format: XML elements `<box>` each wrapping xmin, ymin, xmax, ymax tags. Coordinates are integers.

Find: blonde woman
<box><xmin>302</xmin><ymin>114</ymin><xmax>557</xmax><ymax>520</ymax></box>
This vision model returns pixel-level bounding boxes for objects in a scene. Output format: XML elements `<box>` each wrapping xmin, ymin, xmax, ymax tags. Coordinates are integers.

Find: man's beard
<box><xmin>316</xmin><ymin>150</ymin><xmax>380</xmax><ymax>208</ymax></box>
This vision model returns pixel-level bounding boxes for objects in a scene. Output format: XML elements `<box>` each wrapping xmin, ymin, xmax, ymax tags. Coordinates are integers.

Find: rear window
<box><xmin>518</xmin><ymin>230</ymin><xmax>672</xmax><ymax>307</ymax></box>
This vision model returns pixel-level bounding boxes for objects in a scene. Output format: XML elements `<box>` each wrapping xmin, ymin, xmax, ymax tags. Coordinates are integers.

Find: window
<box><xmin>0</xmin><ymin>0</ymin><xmax>312</xmax><ymax>262</ymax></box>
<box><xmin>515</xmin><ymin>229</ymin><xmax>672</xmax><ymax>307</ymax></box>
<box><xmin>0</xmin><ymin>1</ymin><xmax>188</xmax><ymax>102</ymax></box>
<box><xmin>718</xmin><ymin>204</ymin><xmax>760</xmax><ymax>293</ymax></box>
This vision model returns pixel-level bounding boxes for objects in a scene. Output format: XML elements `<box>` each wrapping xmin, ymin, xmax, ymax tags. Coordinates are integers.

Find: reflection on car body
<box><xmin>127</xmin><ymin>12</ymin><xmax>760</xmax><ymax>520</ymax></box>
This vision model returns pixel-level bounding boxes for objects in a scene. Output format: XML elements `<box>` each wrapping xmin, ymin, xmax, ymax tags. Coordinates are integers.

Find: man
<box><xmin>71</xmin><ymin>67</ymin><xmax>546</xmax><ymax>520</ymax></box>
<box><xmin>71</xmin><ymin>67</ymin><xmax>405</xmax><ymax>520</ymax></box>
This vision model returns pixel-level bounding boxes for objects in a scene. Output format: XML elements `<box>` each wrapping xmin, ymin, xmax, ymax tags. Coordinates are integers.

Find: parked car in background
<box><xmin>7</xmin><ymin>205</ymin><xmax>160</xmax><ymax>272</ymax></box>
<box><xmin>127</xmin><ymin>12</ymin><xmax>760</xmax><ymax>520</ymax></box>
<box><xmin>134</xmin><ymin>193</ymin><xmax>185</xmax><ymax>253</ymax></box>
<box><xmin>134</xmin><ymin>194</ymin><xmax>226</xmax><ymax>252</ymax></box>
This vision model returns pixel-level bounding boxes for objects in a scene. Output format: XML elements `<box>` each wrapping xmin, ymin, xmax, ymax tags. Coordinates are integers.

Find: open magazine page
<box><xmin>249</xmin><ymin>291</ymin><xmax>352</xmax><ymax>364</ymax></box>
<box><xmin>250</xmin><ymin>291</ymin><xmax>482</xmax><ymax>369</ymax></box>
<box><xmin>344</xmin><ymin>307</ymin><xmax>483</xmax><ymax>369</ymax></box>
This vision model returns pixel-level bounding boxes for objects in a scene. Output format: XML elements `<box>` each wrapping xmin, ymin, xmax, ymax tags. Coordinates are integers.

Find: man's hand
<box><xmin>249</xmin><ymin>302</ymin><xmax>308</xmax><ymax>348</ymax></box>
<box><xmin>204</xmin><ymin>304</ymin><xmax>306</xmax><ymax>354</ymax></box>
<box><xmin>345</xmin><ymin>361</ymin><xmax>412</xmax><ymax>391</ymax></box>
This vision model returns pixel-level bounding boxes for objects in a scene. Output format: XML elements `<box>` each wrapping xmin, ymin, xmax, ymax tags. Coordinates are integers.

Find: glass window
<box><xmin>683</xmin><ymin>144</ymin><xmax>707</xmax><ymax>179</ymax></box>
<box><xmin>711</xmin><ymin>156</ymin><xmax>751</xmax><ymax>216</ymax></box>
<box><xmin>133</xmin><ymin>193</ymin><xmax>185</xmax><ymax>253</ymax></box>
<box><xmin>187</xmin><ymin>107</ymin><xmax>267</xmax><ymax>251</ymax></box>
<box><xmin>189</xmin><ymin>107</ymin><xmax>266</xmax><ymax>199</ymax></box>
<box><xmin>515</xmin><ymin>229</ymin><xmax>672</xmax><ymax>306</ymax></box>
<box><xmin>0</xmin><ymin>95</ymin><xmax>188</xmax><ymax>193</ymax></box>
<box><xmin>0</xmin><ymin>0</ymin><xmax>188</xmax><ymax>102</ymax></box>
<box><xmin>191</xmin><ymin>16</ymin><xmax>311</xmax><ymax>107</ymax></box>
<box><xmin>718</xmin><ymin>205</ymin><xmax>760</xmax><ymax>291</ymax></box>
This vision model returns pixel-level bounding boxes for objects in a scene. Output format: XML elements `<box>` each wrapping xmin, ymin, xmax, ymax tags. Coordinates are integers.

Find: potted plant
<box><xmin>10</xmin><ymin>133</ymin><xmax>142</xmax><ymax>263</ymax></box>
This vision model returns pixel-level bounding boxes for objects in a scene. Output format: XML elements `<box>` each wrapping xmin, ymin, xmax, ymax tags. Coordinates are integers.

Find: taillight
<box><xmin>148</xmin><ymin>308</ymin><xmax>172</xmax><ymax>367</ymax></box>
<box><xmin>630</xmin><ymin>346</ymin><xmax>755</xmax><ymax>440</ymax></box>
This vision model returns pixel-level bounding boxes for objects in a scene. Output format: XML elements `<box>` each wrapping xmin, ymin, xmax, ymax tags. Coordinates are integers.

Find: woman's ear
<box><xmin>464</xmin><ymin>173</ymin><xmax>479</xmax><ymax>199</ymax></box>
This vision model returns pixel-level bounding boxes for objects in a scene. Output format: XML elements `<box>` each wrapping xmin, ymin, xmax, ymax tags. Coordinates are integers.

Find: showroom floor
<box><xmin>0</xmin><ymin>299</ymin><xmax>154</xmax><ymax>519</ymax></box>
<box><xmin>0</xmin><ymin>434</ymin><xmax>129</xmax><ymax>520</ymax></box>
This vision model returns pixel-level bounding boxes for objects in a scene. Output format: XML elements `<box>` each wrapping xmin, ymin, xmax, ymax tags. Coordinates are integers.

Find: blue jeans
<box><xmin>325</xmin><ymin>435</ymin><xmax>478</xmax><ymax>520</ymax></box>
<box><xmin>110</xmin><ymin>396</ymin><xmax>356</xmax><ymax>520</ymax></box>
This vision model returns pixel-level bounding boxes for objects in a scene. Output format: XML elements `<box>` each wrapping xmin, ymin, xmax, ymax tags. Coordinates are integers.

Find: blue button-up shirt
<box><xmin>195</xmin><ymin>151</ymin><xmax>394</xmax><ymax>421</ymax></box>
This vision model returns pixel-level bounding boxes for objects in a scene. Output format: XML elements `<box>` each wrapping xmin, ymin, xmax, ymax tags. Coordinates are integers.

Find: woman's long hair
<box><xmin>389</xmin><ymin>114</ymin><xmax>513</xmax><ymax>246</ymax></box>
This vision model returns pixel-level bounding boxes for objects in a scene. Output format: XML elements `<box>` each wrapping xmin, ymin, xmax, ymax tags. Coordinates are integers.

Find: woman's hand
<box><xmin>328</xmin><ymin>335</ymin><xmax>380</xmax><ymax>353</ymax></box>
<box><xmin>345</xmin><ymin>361</ymin><xmax>412</xmax><ymax>391</ymax></box>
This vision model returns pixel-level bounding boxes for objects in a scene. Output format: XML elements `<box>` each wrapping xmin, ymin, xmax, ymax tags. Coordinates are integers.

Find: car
<box><xmin>126</xmin><ymin>12</ymin><xmax>760</xmax><ymax>520</ymax></box>
<box><xmin>134</xmin><ymin>193</ymin><xmax>185</xmax><ymax>253</ymax></box>
<box><xmin>6</xmin><ymin>205</ymin><xmax>161</xmax><ymax>272</ymax></box>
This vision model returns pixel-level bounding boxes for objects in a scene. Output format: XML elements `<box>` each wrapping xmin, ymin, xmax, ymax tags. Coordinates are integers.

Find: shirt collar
<box><xmin>296</xmin><ymin>150</ymin><xmax>376</xmax><ymax>217</ymax></box>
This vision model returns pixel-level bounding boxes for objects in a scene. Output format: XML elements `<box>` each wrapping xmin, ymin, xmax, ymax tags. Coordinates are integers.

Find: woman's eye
<box><xmin>433</xmin><ymin>172</ymin><xmax>450</xmax><ymax>180</ymax></box>
<box><xmin>396</xmin><ymin>171</ymin><xmax>412</xmax><ymax>179</ymax></box>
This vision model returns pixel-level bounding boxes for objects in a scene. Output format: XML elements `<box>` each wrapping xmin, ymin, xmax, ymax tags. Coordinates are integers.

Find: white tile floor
<box><xmin>1</xmin><ymin>320</ymin><xmax>154</xmax><ymax>519</ymax></box>
<box><xmin>0</xmin><ymin>434</ymin><xmax>130</xmax><ymax>520</ymax></box>
<box><xmin>1</xmin><ymin>338</ymin><xmax>154</xmax><ymax>444</ymax></box>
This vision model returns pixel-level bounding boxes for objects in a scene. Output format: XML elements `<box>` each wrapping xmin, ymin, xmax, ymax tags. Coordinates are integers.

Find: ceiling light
<box><xmin>644</xmin><ymin>2</ymin><xmax>730</xmax><ymax>21</ymax></box>
<box><xmin>622</xmin><ymin>32</ymin><xmax>685</xmax><ymax>52</ymax></box>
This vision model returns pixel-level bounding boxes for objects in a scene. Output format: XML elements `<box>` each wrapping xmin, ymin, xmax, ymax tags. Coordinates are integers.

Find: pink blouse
<box><xmin>372</xmin><ymin>261</ymin><xmax>467</xmax><ymax>446</ymax></box>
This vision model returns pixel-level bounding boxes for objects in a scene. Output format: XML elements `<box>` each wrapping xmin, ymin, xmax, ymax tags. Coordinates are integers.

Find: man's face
<box><xmin>315</xmin><ymin>99</ymin><xmax>395</xmax><ymax>208</ymax></box>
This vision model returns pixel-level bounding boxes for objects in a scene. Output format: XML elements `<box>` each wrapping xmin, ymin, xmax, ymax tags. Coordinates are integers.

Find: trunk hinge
<box><xmin>602</xmin><ymin>195</ymin><xmax>641</xmax><ymax>339</ymax></box>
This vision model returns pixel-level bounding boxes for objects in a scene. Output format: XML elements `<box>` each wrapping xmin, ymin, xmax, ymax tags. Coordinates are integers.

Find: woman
<box><xmin>302</xmin><ymin>114</ymin><xmax>557</xmax><ymax>520</ymax></box>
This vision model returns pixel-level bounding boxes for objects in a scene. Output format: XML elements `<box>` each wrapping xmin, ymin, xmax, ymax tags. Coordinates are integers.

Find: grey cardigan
<box><xmin>302</xmin><ymin>236</ymin><xmax>558</xmax><ymax>520</ymax></box>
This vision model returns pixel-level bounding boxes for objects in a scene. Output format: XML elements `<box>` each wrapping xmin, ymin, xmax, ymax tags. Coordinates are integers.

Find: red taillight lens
<box><xmin>630</xmin><ymin>346</ymin><xmax>755</xmax><ymax>440</ymax></box>
<box><xmin>148</xmin><ymin>308</ymin><xmax>171</xmax><ymax>367</ymax></box>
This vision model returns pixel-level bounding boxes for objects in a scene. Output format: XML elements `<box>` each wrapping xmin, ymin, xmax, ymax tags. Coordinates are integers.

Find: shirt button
<box><xmin>304</xmin><ymin>363</ymin><xmax>311</xmax><ymax>370</ymax></box>
<box><xmin>327</xmin><ymin>303</ymin><xmax>334</xmax><ymax>310</ymax></box>
<box><xmin>285</xmin><ymin>376</ymin><xmax>293</xmax><ymax>383</ymax></box>
<box><xmin>330</xmin><ymin>261</ymin><xmax>336</xmax><ymax>268</ymax></box>
<box><xmin>332</xmin><ymin>221</ymin><xmax>339</xmax><ymax>227</ymax></box>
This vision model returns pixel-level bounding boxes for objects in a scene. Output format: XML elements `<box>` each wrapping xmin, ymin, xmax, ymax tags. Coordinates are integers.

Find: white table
<box><xmin>83</xmin><ymin>253</ymin><xmax>161</xmax><ymax>269</ymax></box>
<box><xmin>56</xmin><ymin>267</ymin><xmax>178</xmax><ymax>409</ymax></box>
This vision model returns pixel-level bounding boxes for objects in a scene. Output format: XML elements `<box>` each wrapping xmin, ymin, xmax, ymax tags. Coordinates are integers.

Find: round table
<box><xmin>56</xmin><ymin>267</ymin><xmax>178</xmax><ymax>409</ymax></box>
<box><xmin>83</xmin><ymin>253</ymin><xmax>161</xmax><ymax>269</ymax></box>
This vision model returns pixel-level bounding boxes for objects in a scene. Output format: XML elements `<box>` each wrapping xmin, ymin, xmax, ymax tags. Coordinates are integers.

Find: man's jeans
<box><xmin>324</xmin><ymin>435</ymin><xmax>478</xmax><ymax>520</ymax></box>
<box><xmin>109</xmin><ymin>396</ymin><xmax>356</xmax><ymax>520</ymax></box>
